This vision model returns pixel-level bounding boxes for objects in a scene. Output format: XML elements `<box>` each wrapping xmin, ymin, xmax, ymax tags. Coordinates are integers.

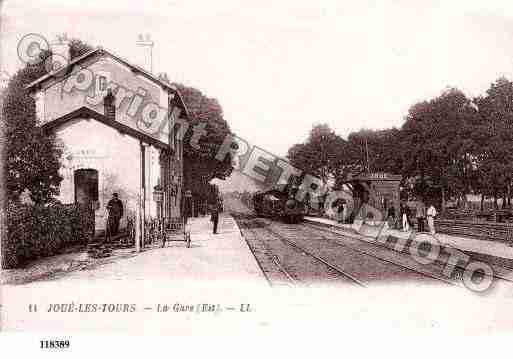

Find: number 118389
<box><xmin>40</xmin><ymin>340</ymin><xmax>70</xmax><ymax>349</ymax></box>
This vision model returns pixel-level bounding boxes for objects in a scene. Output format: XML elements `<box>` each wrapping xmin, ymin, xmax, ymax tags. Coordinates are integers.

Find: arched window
<box><xmin>74</xmin><ymin>169</ymin><xmax>99</xmax><ymax>205</ymax></box>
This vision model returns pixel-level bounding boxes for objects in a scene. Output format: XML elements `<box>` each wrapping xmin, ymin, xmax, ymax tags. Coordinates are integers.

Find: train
<box><xmin>253</xmin><ymin>188</ymin><xmax>306</xmax><ymax>223</ymax></box>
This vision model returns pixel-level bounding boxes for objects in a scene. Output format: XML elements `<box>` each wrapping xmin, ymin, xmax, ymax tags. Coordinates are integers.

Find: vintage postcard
<box><xmin>2</xmin><ymin>0</ymin><xmax>513</xmax><ymax>354</ymax></box>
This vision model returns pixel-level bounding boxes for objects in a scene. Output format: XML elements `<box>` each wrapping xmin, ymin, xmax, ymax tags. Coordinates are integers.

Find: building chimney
<box><xmin>157</xmin><ymin>72</ymin><xmax>170</xmax><ymax>84</ymax></box>
<box><xmin>50</xmin><ymin>33</ymin><xmax>70</xmax><ymax>71</ymax></box>
<box><xmin>136</xmin><ymin>34</ymin><xmax>154</xmax><ymax>73</ymax></box>
<box><xmin>104</xmin><ymin>89</ymin><xmax>116</xmax><ymax>120</ymax></box>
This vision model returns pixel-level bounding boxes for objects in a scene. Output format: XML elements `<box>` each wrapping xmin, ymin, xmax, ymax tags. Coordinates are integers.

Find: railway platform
<box><xmin>305</xmin><ymin>216</ymin><xmax>513</xmax><ymax>268</ymax></box>
<box><xmin>1</xmin><ymin>214</ymin><xmax>268</xmax><ymax>286</ymax></box>
<box><xmin>179</xmin><ymin>214</ymin><xmax>268</xmax><ymax>283</ymax></box>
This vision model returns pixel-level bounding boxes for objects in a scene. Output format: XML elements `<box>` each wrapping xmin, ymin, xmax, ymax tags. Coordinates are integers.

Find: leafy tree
<box><xmin>172</xmin><ymin>84</ymin><xmax>233</xmax><ymax>199</ymax></box>
<box><xmin>345</xmin><ymin>128</ymin><xmax>402</xmax><ymax>174</ymax></box>
<box><xmin>400</xmin><ymin>88</ymin><xmax>479</xmax><ymax>210</ymax></box>
<box><xmin>2</xmin><ymin>38</ymin><xmax>94</xmax><ymax>204</ymax></box>
<box><xmin>285</xmin><ymin>78</ymin><xmax>513</xmax><ymax>215</ymax></box>
<box><xmin>287</xmin><ymin>124</ymin><xmax>347</xmax><ymax>186</ymax></box>
<box><xmin>474</xmin><ymin>77</ymin><xmax>513</xmax><ymax>209</ymax></box>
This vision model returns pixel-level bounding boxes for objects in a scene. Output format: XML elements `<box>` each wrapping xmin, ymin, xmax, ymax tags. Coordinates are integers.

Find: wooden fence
<box><xmin>435</xmin><ymin>219</ymin><xmax>513</xmax><ymax>242</ymax></box>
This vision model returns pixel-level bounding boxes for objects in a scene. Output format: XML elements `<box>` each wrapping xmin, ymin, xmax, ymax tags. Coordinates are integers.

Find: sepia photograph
<box><xmin>2</xmin><ymin>0</ymin><xmax>513</xmax><ymax>354</ymax></box>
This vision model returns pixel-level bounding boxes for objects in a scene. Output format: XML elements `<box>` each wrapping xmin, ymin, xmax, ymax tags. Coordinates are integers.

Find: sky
<box><xmin>3</xmin><ymin>0</ymin><xmax>513</xmax><ymax>158</ymax></box>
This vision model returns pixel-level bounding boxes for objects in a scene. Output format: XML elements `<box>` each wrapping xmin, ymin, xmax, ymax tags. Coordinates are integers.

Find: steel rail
<box><xmin>304</xmin><ymin>220</ymin><xmax>513</xmax><ymax>284</ymax></box>
<box><xmin>300</xmin><ymin>222</ymin><xmax>457</xmax><ymax>286</ymax></box>
<box><xmin>259</xmin><ymin>224</ymin><xmax>367</xmax><ymax>287</ymax></box>
<box><xmin>234</xmin><ymin>215</ymin><xmax>297</xmax><ymax>287</ymax></box>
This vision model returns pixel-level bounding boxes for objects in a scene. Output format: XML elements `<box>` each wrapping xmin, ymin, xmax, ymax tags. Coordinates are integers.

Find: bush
<box><xmin>1</xmin><ymin>202</ymin><xmax>94</xmax><ymax>269</ymax></box>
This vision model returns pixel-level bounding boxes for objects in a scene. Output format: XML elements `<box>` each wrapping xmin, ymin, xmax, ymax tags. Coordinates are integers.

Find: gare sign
<box><xmin>369</xmin><ymin>172</ymin><xmax>388</xmax><ymax>179</ymax></box>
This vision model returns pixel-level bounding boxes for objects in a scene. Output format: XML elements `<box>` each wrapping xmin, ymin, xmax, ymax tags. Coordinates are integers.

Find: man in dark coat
<box><xmin>387</xmin><ymin>205</ymin><xmax>396</xmax><ymax>228</ymax></box>
<box><xmin>107</xmin><ymin>193</ymin><xmax>123</xmax><ymax>237</ymax></box>
<box><xmin>415</xmin><ymin>200</ymin><xmax>426</xmax><ymax>232</ymax></box>
<box><xmin>182</xmin><ymin>194</ymin><xmax>192</xmax><ymax>225</ymax></box>
<box><xmin>210</xmin><ymin>199</ymin><xmax>222</xmax><ymax>234</ymax></box>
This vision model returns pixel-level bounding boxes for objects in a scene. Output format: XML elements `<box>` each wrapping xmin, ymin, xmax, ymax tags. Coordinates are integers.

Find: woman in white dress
<box><xmin>427</xmin><ymin>204</ymin><xmax>437</xmax><ymax>234</ymax></box>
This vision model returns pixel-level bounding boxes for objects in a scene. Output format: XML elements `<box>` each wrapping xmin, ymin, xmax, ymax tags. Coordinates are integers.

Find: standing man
<box><xmin>337</xmin><ymin>200</ymin><xmax>346</xmax><ymax>223</ymax></box>
<box><xmin>401</xmin><ymin>203</ymin><xmax>410</xmax><ymax>232</ymax></box>
<box><xmin>415</xmin><ymin>199</ymin><xmax>426</xmax><ymax>232</ymax></box>
<box><xmin>427</xmin><ymin>203</ymin><xmax>437</xmax><ymax>234</ymax></box>
<box><xmin>210</xmin><ymin>199</ymin><xmax>222</xmax><ymax>234</ymax></box>
<box><xmin>107</xmin><ymin>193</ymin><xmax>124</xmax><ymax>238</ymax></box>
<box><xmin>387</xmin><ymin>205</ymin><xmax>396</xmax><ymax>229</ymax></box>
<box><xmin>182</xmin><ymin>191</ymin><xmax>192</xmax><ymax>226</ymax></box>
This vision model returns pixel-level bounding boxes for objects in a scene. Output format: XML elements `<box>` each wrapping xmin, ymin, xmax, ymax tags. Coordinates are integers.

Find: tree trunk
<box><xmin>494</xmin><ymin>193</ymin><xmax>498</xmax><ymax>210</ymax></box>
<box><xmin>480</xmin><ymin>193</ymin><xmax>484</xmax><ymax>211</ymax></box>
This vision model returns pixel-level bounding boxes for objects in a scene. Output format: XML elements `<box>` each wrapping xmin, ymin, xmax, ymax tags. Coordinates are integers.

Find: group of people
<box><xmin>399</xmin><ymin>200</ymin><xmax>437</xmax><ymax>234</ymax></box>
<box><xmin>105</xmin><ymin>192</ymin><xmax>224</xmax><ymax>242</ymax></box>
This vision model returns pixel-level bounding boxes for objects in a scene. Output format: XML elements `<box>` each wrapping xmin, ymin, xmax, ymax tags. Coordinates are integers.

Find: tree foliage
<box><xmin>286</xmin><ymin>79</ymin><xmax>513</xmax><ymax>211</ymax></box>
<box><xmin>473</xmin><ymin>77</ymin><xmax>513</xmax><ymax>207</ymax></box>
<box><xmin>287</xmin><ymin>124</ymin><xmax>347</xmax><ymax>186</ymax></box>
<box><xmin>172</xmin><ymin>84</ymin><xmax>233</xmax><ymax>197</ymax></box>
<box><xmin>399</xmin><ymin>88</ymin><xmax>480</xmax><ymax>205</ymax></box>
<box><xmin>2</xmin><ymin>39</ymin><xmax>94</xmax><ymax>204</ymax></box>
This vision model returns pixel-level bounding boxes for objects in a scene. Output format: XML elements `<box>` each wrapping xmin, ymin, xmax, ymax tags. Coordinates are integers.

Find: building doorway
<box><xmin>74</xmin><ymin>169</ymin><xmax>99</xmax><ymax>207</ymax></box>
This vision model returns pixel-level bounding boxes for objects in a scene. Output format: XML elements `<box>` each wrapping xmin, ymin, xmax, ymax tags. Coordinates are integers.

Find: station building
<box><xmin>26</xmin><ymin>39</ymin><xmax>190</xmax><ymax>234</ymax></box>
<box><xmin>347</xmin><ymin>172</ymin><xmax>402</xmax><ymax>221</ymax></box>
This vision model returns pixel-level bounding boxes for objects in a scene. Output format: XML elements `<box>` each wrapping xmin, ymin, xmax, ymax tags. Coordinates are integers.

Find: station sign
<box><xmin>369</xmin><ymin>172</ymin><xmax>388</xmax><ymax>179</ymax></box>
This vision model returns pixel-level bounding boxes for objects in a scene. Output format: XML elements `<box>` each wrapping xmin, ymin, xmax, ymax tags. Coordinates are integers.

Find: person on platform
<box><xmin>401</xmin><ymin>203</ymin><xmax>410</xmax><ymax>232</ymax></box>
<box><xmin>210</xmin><ymin>199</ymin><xmax>222</xmax><ymax>234</ymax></box>
<box><xmin>182</xmin><ymin>194</ymin><xmax>192</xmax><ymax>225</ymax></box>
<box><xmin>427</xmin><ymin>203</ymin><xmax>437</xmax><ymax>234</ymax></box>
<box><xmin>106</xmin><ymin>193</ymin><xmax>123</xmax><ymax>238</ymax></box>
<box><xmin>337</xmin><ymin>200</ymin><xmax>346</xmax><ymax>223</ymax></box>
<box><xmin>387</xmin><ymin>206</ymin><xmax>396</xmax><ymax>229</ymax></box>
<box><xmin>415</xmin><ymin>200</ymin><xmax>426</xmax><ymax>232</ymax></box>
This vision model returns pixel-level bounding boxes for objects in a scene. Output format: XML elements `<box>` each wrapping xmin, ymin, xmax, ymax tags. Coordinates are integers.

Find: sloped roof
<box><xmin>42</xmin><ymin>106</ymin><xmax>169</xmax><ymax>150</ymax></box>
<box><xmin>25</xmin><ymin>47</ymin><xmax>190</xmax><ymax>118</ymax></box>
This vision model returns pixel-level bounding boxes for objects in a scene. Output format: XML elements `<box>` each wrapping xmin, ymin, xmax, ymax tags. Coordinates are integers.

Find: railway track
<box><xmin>259</xmin><ymin>224</ymin><xmax>366</xmax><ymax>287</ymax></box>
<box><xmin>265</xmin><ymin>220</ymin><xmax>455</xmax><ymax>287</ymax></box>
<box><xmin>238</xmin><ymin>218</ymin><xmax>297</xmax><ymax>287</ymax></box>
<box><xmin>295</xmin><ymin>222</ymin><xmax>457</xmax><ymax>285</ymax></box>
<box><xmin>234</xmin><ymin>213</ymin><xmax>455</xmax><ymax>288</ymax></box>
<box><xmin>234</xmin><ymin>214</ymin><xmax>365</xmax><ymax>288</ymax></box>
<box><xmin>303</xmin><ymin>220</ymin><xmax>513</xmax><ymax>285</ymax></box>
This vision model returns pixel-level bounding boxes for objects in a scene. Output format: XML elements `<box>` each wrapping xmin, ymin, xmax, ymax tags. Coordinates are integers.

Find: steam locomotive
<box><xmin>253</xmin><ymin>188</ymin><xmax>306</xmax><ymax>223</ymax></box>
